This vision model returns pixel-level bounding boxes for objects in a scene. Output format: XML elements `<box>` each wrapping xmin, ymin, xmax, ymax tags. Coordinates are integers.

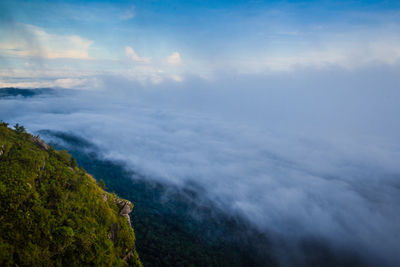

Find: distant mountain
<box><xmin>0</xmin><ymin>87</ymin><xmax>54</xmax><ymax>98</ymax></box>
<box><xmin>0</xmin><ymin>123</ymin><xmax>142</xmax><ymax>266</ymax></box>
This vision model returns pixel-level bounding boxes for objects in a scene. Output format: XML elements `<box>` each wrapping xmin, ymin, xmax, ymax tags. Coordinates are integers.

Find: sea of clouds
<box><xmin>1</xmin><ymin>66</ymin><xmax>400</xmax><ymax>265</ymax></box>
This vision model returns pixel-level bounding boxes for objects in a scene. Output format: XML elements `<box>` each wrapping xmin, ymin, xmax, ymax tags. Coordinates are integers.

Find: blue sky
<box><xmin>1</xmin><ymin>0</ymin><xmax>400</xmax><ymax>87</ymax></box>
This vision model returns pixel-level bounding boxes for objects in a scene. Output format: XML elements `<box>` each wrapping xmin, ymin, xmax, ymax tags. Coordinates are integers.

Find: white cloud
<box><xmin>122</xmin><ymin>48</ymin><xmax>187</xmax><ymax>84</ymax></box>
<box><xmin>167</xmin><ymin>52</ymin><xmax>182</xmax><ymax>65</ymax></box>
<box><xmin>0</xmin><ymin>66</ymin><xmax>103</xmax><ymax>89</ymax></box>
<box><xmin>53</xmin><ymin>78</ymin><xmax>91</xmax><ymax>89</ymax></box>
<box><xmin>262</xmin><ymin>40</ymin><xmax>400</xmax><ymax>72</ymax></box>
<box><xmin>125</xmin><ymin>46</ymin><xmax>150</xmax><ymax>63</ymax></box>
<box><xmin>232</xmin><ymin>30</ymin><xmax>400</xmax><ymax>73</ymax></box>
<box><xmin>0</xmin><ymin>77</ymin><xmax>100</xmax><ymax>90</ymax></box>
<box><xmin>0</xmin><ymin>24</ymin><xmax>93</xmax><ymax>59</ymax></box>
<box><xmin>122</xmin><ymin>66</ymin><xmax>164</xmax><ymax>85</ymax></box>
<box><xmin>119</xmin><ymin>6</ymin><xmax>136</xmax><ymax>20</ymax></box>
<box><xmin>170</xmin><ymin>74</ymin><xmax>184</xmax><ymax>82</ymax></box>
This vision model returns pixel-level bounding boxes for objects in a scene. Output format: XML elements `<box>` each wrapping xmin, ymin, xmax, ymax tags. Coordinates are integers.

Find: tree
<box><xmin>70</xmin><ymin>157</ymin><xmax>78</xmax><ymax>168</ymax></box>
<box><xmin>98</xmin><ymin>179</ymin><xmax>107</xmax><ymax>190</ymax></box>
<box><xmin>14</xmin><ymin>123</ymin><xmax>26</xmax><ymax>134</ymax></box>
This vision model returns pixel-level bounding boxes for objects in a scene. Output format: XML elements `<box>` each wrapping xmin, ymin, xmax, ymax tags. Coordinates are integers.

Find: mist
<box><xmin>1</xmin><ymin>66</ymin><xmax>400</xmax><ymax>265</ymax></box>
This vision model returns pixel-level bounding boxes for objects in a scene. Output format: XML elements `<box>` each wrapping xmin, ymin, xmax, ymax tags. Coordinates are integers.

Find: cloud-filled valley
<box><xmin>1</xmin><ymin>67</ymin><xmax>400</xmax><ymax>265</ymax></box>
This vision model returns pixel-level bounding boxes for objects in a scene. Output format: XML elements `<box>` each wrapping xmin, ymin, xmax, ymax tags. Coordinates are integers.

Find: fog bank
<box><xmin>1</xmin><ymin>67</ymin><xmax>400</xmax><ymax>265</ymax></box>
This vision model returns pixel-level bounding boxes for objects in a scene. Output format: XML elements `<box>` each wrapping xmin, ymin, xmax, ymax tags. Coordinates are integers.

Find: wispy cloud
<box><xmin>260</xmin><ymin>39</ymin><xmax>400</xmax><ymax>72</ymax></box>
<box><xmin>125</xmin><ymin>46</ymin><xmax>150</xmax><ymax>63</ymax></box>
<box><xmin>0</xmin><ymin>75</ymin><xmax>101</xmax><ymax>90</ymax></box>
<box><xmin>167</xmin><ymin>52</ymin><xmax>182</xmax><ymax>65</ymax></box>
<box><xmin>0</xmin><ymin>23</ymin><xmax>93</xmax><ymax>59</ymax></box>
<box><xmin>120</xmin><ymin>6</ymin><xmax>136</xmax><ymax>20</ymax></box>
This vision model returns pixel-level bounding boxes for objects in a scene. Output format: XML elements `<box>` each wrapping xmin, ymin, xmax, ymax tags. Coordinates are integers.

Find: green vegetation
<box><xmin>0</xmin><ymin>123</ymin><xmax>141</xmax><ymax>266</ymax></box>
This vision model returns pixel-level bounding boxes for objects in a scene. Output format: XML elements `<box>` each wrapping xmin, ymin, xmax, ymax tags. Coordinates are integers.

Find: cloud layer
<box><xmin>1</xmin><ymin>66</ymin><xmax>400</xmax><ymax>265</ymax></box>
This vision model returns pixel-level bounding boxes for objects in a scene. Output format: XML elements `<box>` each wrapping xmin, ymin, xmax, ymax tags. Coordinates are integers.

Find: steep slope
<box><xmin>0</xmin><ymin>122</ymin><xmax>141</xmax><ymax>267</ymax></box>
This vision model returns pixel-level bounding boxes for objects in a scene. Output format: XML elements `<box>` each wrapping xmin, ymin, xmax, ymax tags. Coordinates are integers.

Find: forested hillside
<box><xmin>0</xmin><ymin>122</ymin><xmax>141</xmax><ymax>266</ymax></box>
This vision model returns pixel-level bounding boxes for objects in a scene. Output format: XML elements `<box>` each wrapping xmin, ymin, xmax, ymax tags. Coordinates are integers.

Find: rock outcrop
<box><xmin>31</xmin><ymin>136</ymin><xmax>49</xmax><ymax>150</ymax></box>
<box><xmin>115</xmin><ymin>198</ymin><xmax>133</xmax><ymax>227</ymax></box>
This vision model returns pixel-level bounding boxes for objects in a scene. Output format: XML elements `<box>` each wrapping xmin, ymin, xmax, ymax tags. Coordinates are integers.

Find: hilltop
<box><xmin>0</xmin><ymin>122</ymin><xmax>141</xmax><ymax>266</ymax></box>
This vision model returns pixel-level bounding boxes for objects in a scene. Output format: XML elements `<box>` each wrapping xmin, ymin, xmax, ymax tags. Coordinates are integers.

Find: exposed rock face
<box><xmin>120</xmin><ymin>203</ymin><xmax>132</xmax><ymax>227</ymax></box>
<box><xmin>108</xmin><ymin>199</ymin><xmax>134</xmax><ymax>262</ymax></box>
<box><xmin>31</xmin><ymin>136</ymin><xmax>49</xmax><ymax>150</ymax></box>
<box><xmin>120</xmin><ymin>202</ymin><xmax>132</xmax><ymax>215</ymax></box>
<box><xmin>115</xmin><ymin>199</ymin><xmax>133</xmax><ymax>227</ymax></box>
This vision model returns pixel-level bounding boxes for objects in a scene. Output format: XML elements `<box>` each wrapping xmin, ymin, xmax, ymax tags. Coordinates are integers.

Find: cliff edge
<box><xmin>0</xmin><ymin>122</ymin><xmax>142</xmax><ymax>267</ymax></box>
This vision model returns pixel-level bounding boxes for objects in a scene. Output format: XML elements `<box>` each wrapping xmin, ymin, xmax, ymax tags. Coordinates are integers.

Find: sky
<box><xmin>1</xmin><ymin>0</ymin><xmax>400</xmax><ymax>87</ymax></box>
<box><xmin>1</xmin><ymin>1</ymin><xmax>400</xmax><ymax>266</ymax></box>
